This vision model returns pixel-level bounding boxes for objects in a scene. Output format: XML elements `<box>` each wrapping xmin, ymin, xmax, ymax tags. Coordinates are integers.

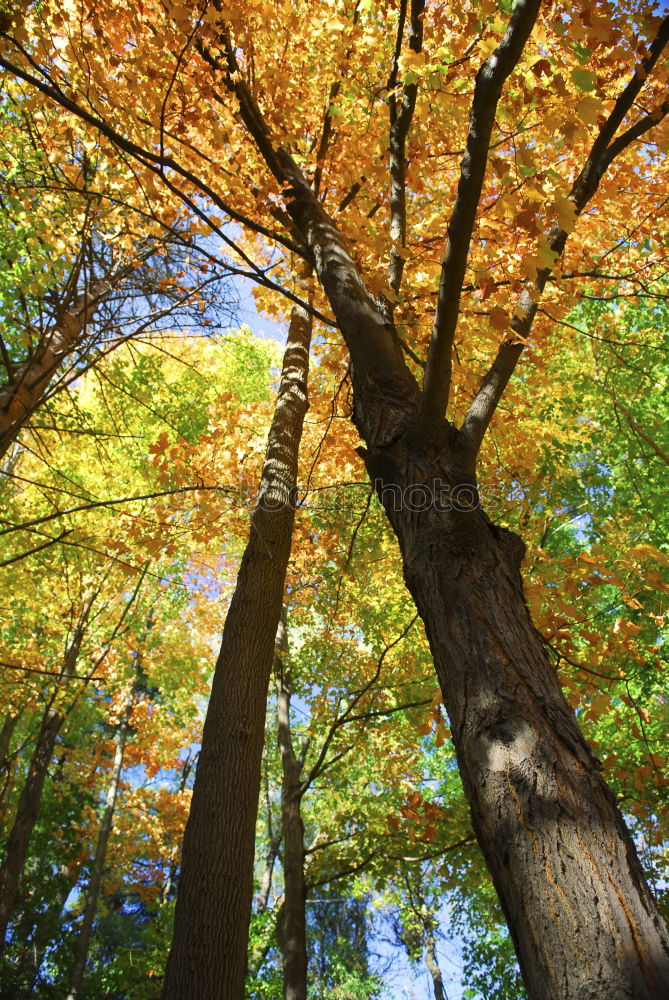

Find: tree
<box><xmin>2</xmin><ymin>2</ymin><xmax>669</xmax><ymax>997</ymax></box>
<box><xmin>0</xmin><ymin>83</ymin><xmax>238</xmax><ymax>462</ymax></box>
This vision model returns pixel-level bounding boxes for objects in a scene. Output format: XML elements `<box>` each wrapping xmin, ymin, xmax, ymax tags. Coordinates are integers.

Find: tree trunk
<box><xmin>162</xmin><ymin>288</ymin><xmax>312</xmax><ymax>1000</ymax></box>
<box><xmin>363</xmin><ymin>430</ymin><xmax>669</xmax><ymax>1000</ymax></box>
<box><xmin>66</xmin><ymin>691</ymin><xmax>133</xmax><ymax>1000</ymax></box>
<box><xmin>0</xmin><ymin>713</ymin><xmax>19</xmax><ymax>837</ymax></box>
<box><xmin>160</xmin><ymin>752</ymin><xmax>197</xmax><ymax>906</ymax></box>
<box><xmin>271</xmin><ymin>160</ymin><xmax>669</xmax><ymax>998</ymax></box>
<box><xmin>274</xmin><ymin>610</ymin><xmax>308</xmax><ymax>1000</ymax></box>
<box><xmin>420</xmin><ymin>903</ymin><xmax>446</xmax><ymax>1000</ymax></box>
<box><xmin>0</xmin><ymin>619</ymin><xmax>86</xmax><ymax>944</ymax></box>
<box><xmin>0</xmin><ymin>245</ymin><xmax>158</xmax><ymax>460</ymax></box>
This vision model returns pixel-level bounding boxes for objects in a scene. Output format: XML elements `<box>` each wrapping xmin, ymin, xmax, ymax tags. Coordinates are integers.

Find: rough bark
<box><xmin>0</xmin><ymin>617</ymin><xmax>87</xmax><ymax>944</ymax></box>
<box><xmin>274</xmin><ymin>609</ymin><xmax>307</xmax><ymax>1000</ymax></box>
<box><xmin>162</xmin><ymin>287</ymin><xmax>312</xmax><ymax>1000</ymax></box>
<box><xmin>363</xmin><ymin>427</ymin><xmax>669</xmax><ymax>1000</ymax></box>
<box><xmin>66</xmin><ymin>690</ymin><xmax>133</xmax><ymax>1000</ymax></box>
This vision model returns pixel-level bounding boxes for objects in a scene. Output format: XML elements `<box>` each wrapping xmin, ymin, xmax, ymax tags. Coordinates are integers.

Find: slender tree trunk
<box><xmin>0</xmin><ymin>713</ymin><xmax>19</xmax><ymax>837</ymax></box>
<box><xmin>420</xmin><ymin>903</ymin><xmax>446</xmax><ymax>1000</ymax></box>
<box><xmin>0</xmin><ymin>246</ymin><xmax>156</xmax><ymax>460</ymax></box>
<box><xmin>0</xmin><ymin>714</ymin><xmax>18</xmax><ymax>777</ymax></box>
<box><xmin>363</xmin><ymin>430</ymin><xmax>669</xmax><ymax>1000</ymax></box>
<box><xmin>274</xmin><ymin>610</ymin><xmax>308</xmax><ymax>1000</ymax></box>
<box><xmin>160</xmin><ymin>752</ymin><xmax>197</xmax><ymax>906</ymax></box>
<box><xmin>162</xmin><ymin>285</ymin><xmax>312</xmax><ymax>1000</ymax></box>
<box><xmin>29</xmin><ymin>864</ymin><xmax>78</xmax><ymax>990</ymax></box>
<box><xmin>0</xmin><ymin>619</ymin><xmax>86</xmax><ymax>943</ymax></box>
<box><xmin>66</xmin><ymin>691</ymin><xmax>133</xmax><ymax>1000</ymax></box>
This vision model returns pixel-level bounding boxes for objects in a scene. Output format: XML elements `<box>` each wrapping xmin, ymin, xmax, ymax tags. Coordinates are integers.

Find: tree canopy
<box><xmin>0</xmin><ymin>1</ymin><xmax>668</xmax><ymax>998</ymax></box>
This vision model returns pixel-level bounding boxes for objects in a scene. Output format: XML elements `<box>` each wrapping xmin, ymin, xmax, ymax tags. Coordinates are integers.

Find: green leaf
<box><xmin>571</xmin><ymin>67</ymin><xmax>596</xmax><ymax>92</ymax></box>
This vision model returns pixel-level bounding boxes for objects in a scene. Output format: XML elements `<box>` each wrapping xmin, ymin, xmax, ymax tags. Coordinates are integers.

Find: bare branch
<box><xmin>596</xmin><ymin>378</ymin><xmax>669</xmax><ymax>467</ymax></box>
<box><xmin>302</xmin><ymin>613</ymin><xmax>418</xmax><ymax>792</ymax></box>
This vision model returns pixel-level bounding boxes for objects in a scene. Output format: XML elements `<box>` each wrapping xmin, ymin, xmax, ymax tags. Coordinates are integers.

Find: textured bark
<box><xmin>66</xmin><ymin>691</ymin><xmax>133</xmax><ymax>1000</ymax></box>
<box><xmin>162</xmin><ymin>289</ymin><xmax>312</xmax><ymax>1000</ymax></box>
<box><xmin>274</xmin><ymin>610</ymin><xmax>307</xmax><ymax>1000</ymax></box>
<box><xmin>362</xmin><ymin>428</ymin><xmax>669</xmax><ymax>1000</ymax></box>
<box><xmin>0</xmin><ymin>619</ymin><xmax>86</xmax><ymax>944</ymax></box>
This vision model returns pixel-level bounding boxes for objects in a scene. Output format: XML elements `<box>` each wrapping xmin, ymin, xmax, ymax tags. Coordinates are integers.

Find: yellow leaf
<box><xmin>553</xmin><ymin>195</ymin><xmax>577</xmax><ymax>234</ymax></box>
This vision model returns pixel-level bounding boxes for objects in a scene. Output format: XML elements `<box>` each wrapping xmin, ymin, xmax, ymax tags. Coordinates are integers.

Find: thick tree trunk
<box><xmin>274</xmin><ymin>610</ymin><xmax>308</xmax><ymax>1000</ymax></box>
<box><xmin>0</xmin><ymin>619</ymin><xmax>86</xmax><ymax>944</ymax></box>
<box><xmin>162</xmin><ymin>290</ymin><xmax>312</xmax><ymax>1000</ymax></box>
<box><xmin>66</xmin><ymin>691</ymin><xmax>133</xmax><ymax>1000</ymax></box>
<box><xmin>272</xmin><ymin>168</ymin><xmax>669</xmax><ymax>997</ymax></box>
<box><xmin>364</xmin><ymin>431</ymin><xmax>669</xmax><ymax>1000</ymax></box>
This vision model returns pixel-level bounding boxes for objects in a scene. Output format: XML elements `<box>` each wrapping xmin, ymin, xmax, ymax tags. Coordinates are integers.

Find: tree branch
<box><xmin>387</xmin><ymin>0</ymin><xmax>424</xmax><ymax>297</ymax></box>
<box><xmin>419</xmin><ymin>0</ymin><xmax>542</xmax><ymax>424</ymax></box>
<box><xmin>459</xmin><ymin>15</ymin><xmax>669</xmax><ymax>458</ymax></box>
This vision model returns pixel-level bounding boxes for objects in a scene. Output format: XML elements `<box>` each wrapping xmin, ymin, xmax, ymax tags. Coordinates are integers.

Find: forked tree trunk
<box><xmin>274</xmin><ymin>611</ymin><xmax>308</xmax><ymax>1000</ymax></box>
<box><xmin>66</xmin><ymin>691</ymin><xmax>134</xmax><ymax>1000</ymax></box>
<box><xmin>162</xmin><ymin>290</ymin><xmax>312</xmax><ymax>1000</ymax></box>
<box><xmin>272</xmin><ymin>155</ymin><xmax>669</xmax><ymax>997</ymax></box>
<box><xmin>364</xmin><ymin>431</ymin><xmax>669</xmax><ymax>1000</ymax></box>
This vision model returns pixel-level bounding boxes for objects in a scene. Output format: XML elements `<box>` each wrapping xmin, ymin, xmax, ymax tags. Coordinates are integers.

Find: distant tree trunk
<box><xmin>162</xmin><ymin>284</ymin><xmax>312</xmax><ymax>1000</ymax></box>
<box><xmin>0</xmin><ymin>247</ymin><xmax>157</xmax><ymax>460</ymax></box>
<box><xmin>66</xmin><ymin>690</ymin><xmax>134</xmax><ymax>1000</ymax></box>
<box><xmin>0</xmin><ymin>276</ymin><xmax>114</xmax><ymax>459</ymax></box>
<box><xmin>0</xmin><ymin>715</ymin><xmax>18</xmax><ymax>776</ymax></box>
<box><xmin>274</xmin><ymin>609</ymin><xmax>307</xmax><ymax>1000</ymax></box>
<box><xmin>29</xmin><ymin>864</ymin><xmax>78</xmax><ymax>990</ymax></box>
<box><xmin>420</xmin><ymin>903</ymin><xmax>446</xmax><ymax>1000</ymax></box>
<box><xmin>0</xmin><ymin>713</ymin><xmax>19</xmax><ymax>836</ymax></box>
<box><xmin>0</xmin><ymin>617</ymin><xmax>87</xmax><ymax>944</ymax></box>
<box><xmin>160</xmin><ymin>751</ymin><xmax>197</xmax><ymax>906</ymax></box>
